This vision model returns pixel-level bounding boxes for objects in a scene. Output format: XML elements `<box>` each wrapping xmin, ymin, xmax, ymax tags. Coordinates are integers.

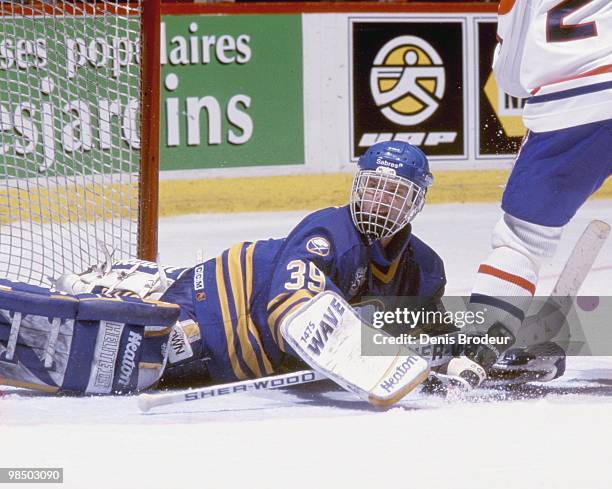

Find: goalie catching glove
<box><xmin>0</xmin><ymin>279</ymin><xmax>179</xmax><ymax>394</ymax></box>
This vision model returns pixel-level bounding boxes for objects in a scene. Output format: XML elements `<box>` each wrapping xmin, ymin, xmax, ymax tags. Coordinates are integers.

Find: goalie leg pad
<box><xmin>0</xmin><ymin>279</ymin><xmax>179</xmax><ymax>394</ymax></box>
<box><xmin>280</xmin><ymin>291</ymin><xmax>429</xmax><ymax>407</ymax></box>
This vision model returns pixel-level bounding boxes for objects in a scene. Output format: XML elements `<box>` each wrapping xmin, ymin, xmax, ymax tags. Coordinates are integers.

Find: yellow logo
<box><xmin>483</xmin><ymin>72</ymin><xmax>527</xmax><ymax>138</ymax></box>
<box><xmin>370</xmin><ymin>36</ymin><xmax>445</xmax><ymax>126</ymax></box>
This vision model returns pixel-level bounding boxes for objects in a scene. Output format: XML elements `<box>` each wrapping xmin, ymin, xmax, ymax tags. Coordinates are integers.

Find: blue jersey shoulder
<box><xmin>285</xmin><ymin>205</ymin><xmax>362</xmax><ymax>257</ymax></box>
<box><xmin>292</xmin><ymin>206</ymin><xmax>354</xmax><ymax>234</ymax></box>
<box><xmin>409</xmin><ymin>233</ymin><xmax>446</xmax><ymax>297</ymax></box>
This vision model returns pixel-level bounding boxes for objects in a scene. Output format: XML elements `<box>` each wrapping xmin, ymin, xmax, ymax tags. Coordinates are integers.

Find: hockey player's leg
<box><xmin>0</xmin><ymin>279</ymin><xmax>178</xmax><ymax>394</ymax></box>
<box><xmin>454</xmin><ymin>122</ymin><xmax>612</xmax><ymax>387</ymax></box>
<box><xmin>476</xmin><ymin>121</ymin><xmax>612</xmax><ymax>331</ymax></box>
<box><xmin>444</xmin><ymin>214</ymin><xmax>563</xmax><ymax>386</ymax></box>
<box><xmin>487</xmin><ymin>219</ymin><xmax>610</xmax><ymax>386</ymax></box>
<box><xmin>468</xmin><ymin>213</ymin><xmax>563</xmax><ymax>364</ymax></box>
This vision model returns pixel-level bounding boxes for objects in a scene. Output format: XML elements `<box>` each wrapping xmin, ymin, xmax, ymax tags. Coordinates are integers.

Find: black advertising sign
<box><xmin>350</xmin><ymin>18</ymin><xmax>466</xmax><ymax>160</ymax></box>
<box><xmin>476</xmin><ymin>20</ymin><xmax>525</xmax><ymax>157</ymax></box>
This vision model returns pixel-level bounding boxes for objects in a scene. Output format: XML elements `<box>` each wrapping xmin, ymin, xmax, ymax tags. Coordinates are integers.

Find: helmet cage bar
<box><xmin>350</xmin><ymin>170</ymin><xmax>425</xmax><ymax>240</ymax></box>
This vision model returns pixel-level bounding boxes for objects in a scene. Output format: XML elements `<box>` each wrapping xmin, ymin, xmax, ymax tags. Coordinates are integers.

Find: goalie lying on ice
<box><xmin>7</xmin><ymin>140</ymin><xmax>563</xmax><ymax>402</ymax></box>
<box><xmin>0</xmin><ymin>141</ymin><xmax>445</xmax><ymax>400</ymax></box>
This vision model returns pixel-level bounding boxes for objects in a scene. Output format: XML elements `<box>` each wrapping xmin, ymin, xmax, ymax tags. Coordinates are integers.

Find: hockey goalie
<box><xmin>0</xmin><ymin>141</ymin><xmax>568</xmax><ymax>405</ymax></box>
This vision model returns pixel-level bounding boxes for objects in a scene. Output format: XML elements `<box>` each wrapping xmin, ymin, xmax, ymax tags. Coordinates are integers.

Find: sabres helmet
<box><xmin>350</xmin><ymin>140</ymin><xmax>433</xmax><ymax>240</ymax></box>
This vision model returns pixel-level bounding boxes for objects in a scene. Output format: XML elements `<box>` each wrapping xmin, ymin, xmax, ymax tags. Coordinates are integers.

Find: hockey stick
<box><xmin>514</xmin><ymin>219</ymin><xmax>610</xmax><ymax>347</ymax></box>
<box><xmin>550</xmin><ymin>220</ymin><xmax>610</xmax><ymax>298</ymax></box>
<box><xmin>137</xmin><ymin>369</ymin><xmax>327</xmax><ymax>413</ymax></box>
<box><xmin>136</xmin><ymin>368</ymin><xmax>468</xmax><ymax>412</ymax></box>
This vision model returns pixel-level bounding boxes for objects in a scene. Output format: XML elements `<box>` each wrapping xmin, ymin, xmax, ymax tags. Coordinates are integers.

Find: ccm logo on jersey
<box><xmin>299</xmin><ymin>297</ymin><xmax>346</xmax><ymax>355</ymax></box>
<box><xmin>379</xmin><ymin>356</ymin><xmax>420</xmax><ymax>394</ymax></box>
<box><xmin>306</xmin><ymin>237</ymin><xmax>330</xmax><ymax>257</ymax></box>
<box><xmin>193</xmin><ymin>265</ymin><xmax>204</xmax><ymax>291</ymax></box>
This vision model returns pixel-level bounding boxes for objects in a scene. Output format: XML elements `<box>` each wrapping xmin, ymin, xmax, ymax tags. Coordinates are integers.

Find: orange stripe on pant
<box><xmin>477</xmin><ymin>264</ymin><xmax>536</xmax><ymax>295</ymax></box>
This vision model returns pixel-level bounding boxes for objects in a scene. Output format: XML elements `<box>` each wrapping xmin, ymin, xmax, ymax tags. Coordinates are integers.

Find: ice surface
<box><xmin>2</xmin><ymin>201</ymin><xmax>611</xmax><ymax>489</ymax></box>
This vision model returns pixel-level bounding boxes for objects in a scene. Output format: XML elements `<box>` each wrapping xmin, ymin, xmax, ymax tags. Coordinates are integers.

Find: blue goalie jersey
<box><xmin>161</xmin><ymin>205</ymin><xmax>446</xmax><ymax>383</ymax></box>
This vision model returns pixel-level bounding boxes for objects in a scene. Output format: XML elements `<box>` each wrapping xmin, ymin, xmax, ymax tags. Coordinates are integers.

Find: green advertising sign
<box><xmin>160</xmin><ymin>14</ymin><xmax>304</xmax><ymax>170</ymax></box>
<box><xmin>0</xmin><ymin>16</ymin><xmax>141</xmax><ymax>178</ymax></box>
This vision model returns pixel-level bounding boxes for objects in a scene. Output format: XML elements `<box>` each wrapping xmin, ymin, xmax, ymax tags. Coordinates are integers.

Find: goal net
<box><xmin>0</xmin><ymin>0</ymin><xmax>159</xmax><ymax>286</ymax></box>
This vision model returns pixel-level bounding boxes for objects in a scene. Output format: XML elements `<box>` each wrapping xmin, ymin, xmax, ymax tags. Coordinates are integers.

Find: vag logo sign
<box><xmin>351</xmin><ymin>20</ymin><xmax>466</xmax><ymax>159</ymax></box>
<box><xmin>370</xmin><ymin>36</ymin><xmax>445</xmax><ymax>126</ymax></box>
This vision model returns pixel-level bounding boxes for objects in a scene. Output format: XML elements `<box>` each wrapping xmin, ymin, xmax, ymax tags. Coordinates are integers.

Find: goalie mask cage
<box><xmin>0</xmin><ymin>0</ymin><xmax>160</xmax><ymax>287</ymax></box>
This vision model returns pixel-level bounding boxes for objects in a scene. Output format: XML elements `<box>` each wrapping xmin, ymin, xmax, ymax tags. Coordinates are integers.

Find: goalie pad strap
<box><xmin>5</xmin><ymin>311</ymin><xmax>21</xmax><ymax>361</ymax></box>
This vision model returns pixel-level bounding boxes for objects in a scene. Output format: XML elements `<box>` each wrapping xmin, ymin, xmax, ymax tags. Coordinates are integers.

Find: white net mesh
<box><xmin>0</xmin><ymin>1</ymin><xmax>143</xmax><ymax>286</ymax></box>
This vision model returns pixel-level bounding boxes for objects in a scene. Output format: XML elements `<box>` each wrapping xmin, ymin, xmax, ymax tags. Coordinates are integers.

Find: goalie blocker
<box><xmin>0</xmin><ymin>279</ymin><xmax>179</xmax><ymax>394</ymax></box>
<box><xmin>281</xmin><ymin>291</ymin><xmax>430</xmax><ymax>407</ymax></box>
